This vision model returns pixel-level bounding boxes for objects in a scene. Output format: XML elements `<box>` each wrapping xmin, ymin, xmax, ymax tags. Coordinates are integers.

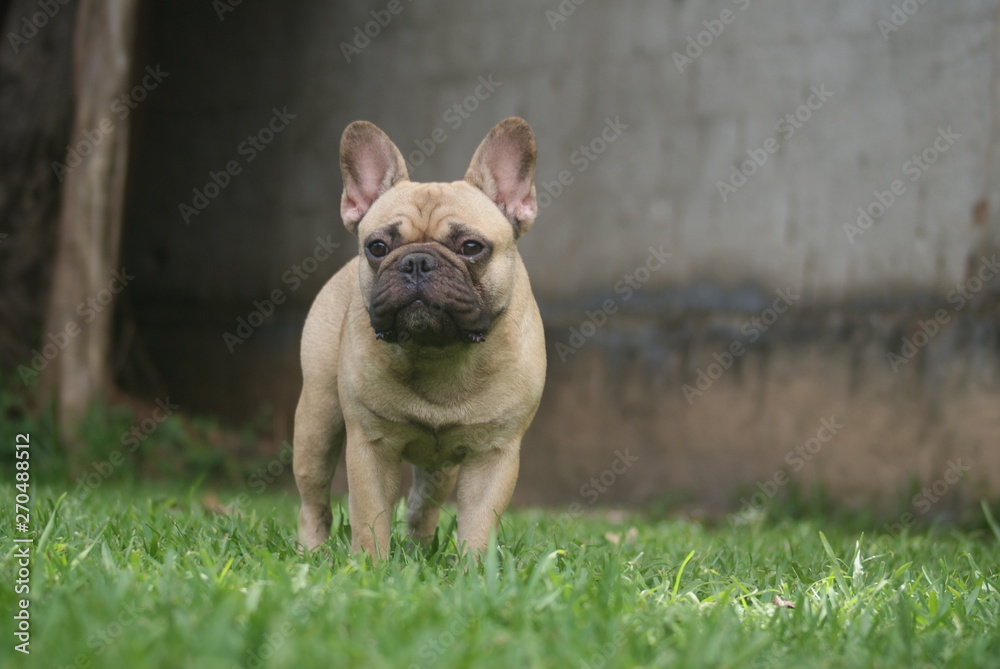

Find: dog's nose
<box><xmin>397</xmin><ymin>252</ymin><xmax>438</xmax><ymax>278</ymax></box>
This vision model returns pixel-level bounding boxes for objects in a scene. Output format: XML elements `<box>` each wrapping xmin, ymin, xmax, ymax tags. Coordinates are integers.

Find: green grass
<box><xmin>2</xmin><ymin>486</ymin><xmax>998</xmax><ymax>669</ymax></box>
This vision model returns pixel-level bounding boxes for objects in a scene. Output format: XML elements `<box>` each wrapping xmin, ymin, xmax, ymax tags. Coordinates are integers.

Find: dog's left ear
<box><xmin>464</xmin><ymin>118</ymin><xmax>538</xmax><ymax>238</ymax></box>
<box><xmin>340</xmin><ymin>121</ymin><xmax>409</xmax><ymax>234</ymax></box>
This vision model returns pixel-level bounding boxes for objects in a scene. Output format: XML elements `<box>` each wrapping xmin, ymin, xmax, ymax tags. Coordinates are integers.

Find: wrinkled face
<box><xmin>356</xmin><ymin>181</ymin><xmax>518</xmax><ymax>347</ymax></box>
<box><xmin>338</xmin><ymin>118</ymin><xmax>538</xmax><ymax>348</ymax></box>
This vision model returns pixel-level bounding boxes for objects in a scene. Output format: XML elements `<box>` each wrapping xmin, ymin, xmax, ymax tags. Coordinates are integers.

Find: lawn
<box><xmin>2</xmin><ymin>485</ymin><xmax>998</xmax><ymax>669</ymax></box>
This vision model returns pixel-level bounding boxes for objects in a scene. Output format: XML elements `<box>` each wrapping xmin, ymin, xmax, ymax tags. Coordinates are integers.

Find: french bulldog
<box><xmin>293</xmin><ymin>118</ymin><xmax>546</xmax><ymax>560</ymax></box>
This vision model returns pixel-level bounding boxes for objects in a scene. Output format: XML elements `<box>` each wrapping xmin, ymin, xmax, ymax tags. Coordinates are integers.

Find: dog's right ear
<box><xmin>464</xmin><ymin>117</ymin><xmax>538</xmax><ymax>239</ymax></box>
<box><xmin>339</xmin><ymin>121</ymin><xmax>409</xmax><ymax>234</ymax></box>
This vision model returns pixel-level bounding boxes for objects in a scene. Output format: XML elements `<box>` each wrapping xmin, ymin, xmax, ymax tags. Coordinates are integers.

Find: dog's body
<box><xmin>293</xmin><ymin>119</ymin><xmax>546</xmax><ymax>559</ymax></box>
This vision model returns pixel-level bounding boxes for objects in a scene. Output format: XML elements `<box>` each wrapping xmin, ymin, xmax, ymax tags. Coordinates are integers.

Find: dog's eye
<box><xmin>367</xmin><ymin>240</ymin><xmax>389</xmax><ymax>258</ymax></box>
<box><xmin>459</xmin><ymin>241</ymin><xmax>484</xmax><ymax>256</ymax></box>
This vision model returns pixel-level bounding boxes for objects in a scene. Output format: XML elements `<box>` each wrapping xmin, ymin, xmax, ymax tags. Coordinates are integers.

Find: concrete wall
<box><xmin>120</xmin><ymin>0</ymin><xmax>1000</xmax><ymax>516</ymax></box>
<box><xmin>295</xmin><ymin>0</ymin><xmax>998</xmax><ymax>302</ymax></box>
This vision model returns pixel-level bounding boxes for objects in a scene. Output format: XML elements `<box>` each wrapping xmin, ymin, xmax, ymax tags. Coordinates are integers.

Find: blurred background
<box><xmin>2</xmin><ymin>0</ymin><xmax>999</xmax><ymax>521</ymax></box>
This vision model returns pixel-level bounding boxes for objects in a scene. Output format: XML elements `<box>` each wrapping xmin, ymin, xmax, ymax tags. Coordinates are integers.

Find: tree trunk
<box><xmin>42</xmin><ymin>0</ymin><xmax>138</xmax><ymax>446</ymax></box>
<box><xmin>0</xmin><ymin>0</ymin><xmax>76</xmax><ymax>379</ymax></box>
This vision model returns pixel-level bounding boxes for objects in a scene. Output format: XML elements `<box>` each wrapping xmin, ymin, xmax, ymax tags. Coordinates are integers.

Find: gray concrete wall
<box><xmin>120</xmin><ymin>0</ymin><xmax>1000</xmax><ymax>515</ymax></box>
<box><xmin>287</xmin><ymin>0</ymin><xmax>999</xmax><ymax>303</ymax></box>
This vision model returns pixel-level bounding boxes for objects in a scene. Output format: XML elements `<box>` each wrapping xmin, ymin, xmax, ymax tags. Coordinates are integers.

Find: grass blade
<box><xmin>671</xmin><ymin>550</ymin><xmax>697</xmax><ymax>601</ymax></box>
<box><xmin>36</xmin><ymin>491</ymin><xmax>67</xmax><ymax>553</ymax></box>
<box><xmin>819</xmin><ymin>531</ymin><xmax>849</xmax><ymax>595</ymax></box>
<box><xmin>982</xmin><ymin>500</ymin><xmax>1000</xmax><ymax>543</ymax></box>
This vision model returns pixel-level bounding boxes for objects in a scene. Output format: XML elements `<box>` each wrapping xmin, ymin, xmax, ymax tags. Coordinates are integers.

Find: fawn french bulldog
<box><xmin>293</xmin><ymin>118</ymin><xmax>546</xmax><ymax>560</ymax></box>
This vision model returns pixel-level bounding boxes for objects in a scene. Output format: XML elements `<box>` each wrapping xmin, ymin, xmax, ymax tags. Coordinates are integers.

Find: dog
<box><xmin>292</xmin><ymin>118</ymin><xmax>546</xmax><ymax>560</ymax></box>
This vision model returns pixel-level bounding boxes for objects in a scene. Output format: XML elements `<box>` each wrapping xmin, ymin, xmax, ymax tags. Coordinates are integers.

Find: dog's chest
<box><xmin>390</xmin><ymin>420</ymin><xmax>501</xmax><ymax>469</ymax></box>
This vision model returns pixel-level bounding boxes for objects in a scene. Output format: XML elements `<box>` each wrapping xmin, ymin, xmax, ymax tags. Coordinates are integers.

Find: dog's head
<box><xmin>339</xmin><ymin>118</ymin><xmax>538</xmax><ymax>347</ymax></box>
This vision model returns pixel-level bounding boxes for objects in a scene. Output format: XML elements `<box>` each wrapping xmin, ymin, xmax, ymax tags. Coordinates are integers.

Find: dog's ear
<box><xmin>464</xmin><ymin>118</ymin><xmax>538</xmax><ymax>238</ymax></box>
<box><xmin>340</xmin><ymin>121</ymin><xmax>409</xmax><ymax>234</ymax></box>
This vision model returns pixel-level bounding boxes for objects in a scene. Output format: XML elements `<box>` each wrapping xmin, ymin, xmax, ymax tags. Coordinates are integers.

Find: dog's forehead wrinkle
<box><xmin>412</xmin><ymin>184</ymin><xmax>453</xmax><ymax>237</ymax></box>
<box><xmin>368</xmin><ymin>181</ymin><xmax>508</xmax><ymax>246</ymax></box>
<box><xmin>367</xmin><ymin>221</ymin><xmax>401</xmax><ymax>244</ymax></box>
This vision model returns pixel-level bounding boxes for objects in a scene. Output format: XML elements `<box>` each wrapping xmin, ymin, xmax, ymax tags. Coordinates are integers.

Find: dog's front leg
<box><xmin>455</xmin><ymin>444</ymin><xmax>520</xmax><ymax>556</ymax></box>
<box><xmin>293</xmin><ymin>387</ymin><xmax>345</xmax><ymax>551</ymax></box>
<box><xmin>346</xmin><ymin>431</ymin><xmax>401</xmax><ymax>562</ymax></box>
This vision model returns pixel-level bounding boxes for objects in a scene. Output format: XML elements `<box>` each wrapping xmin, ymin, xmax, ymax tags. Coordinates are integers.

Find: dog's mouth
<box><xmin>368</xmin><ymin>249</ymin><xmax>493</xmax><ymax>347</ymax></box>
<box><xmin>373</xmin><ymin>299</ymin><xmax>488</xmax><ymax>346</ymax></box>
<box><xmin>375</xmin><ymin>331</ymin><xmax>487</xmax><ymax>344</ymax></box>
